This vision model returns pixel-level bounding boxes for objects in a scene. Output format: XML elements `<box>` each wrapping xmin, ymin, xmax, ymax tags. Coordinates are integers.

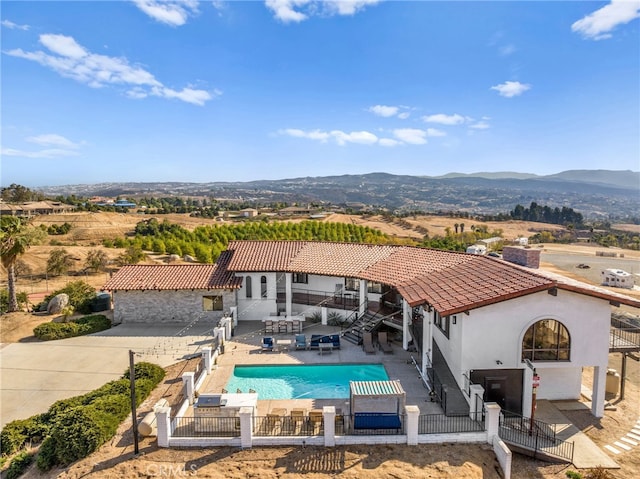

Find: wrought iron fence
<box><xmin>498</xmin><ymin>412</ymin><xmax>574</xmax><ymax>463</ymax></box>
<box><xmin>172</xmin><ymin>416</ymin><xmax>241</xmax><ymax>437</ymax></box>
<box><xmin>418</xmin><ymin>413</ymin><xmax>484</xmax><ymax>434</ymax></box>
<box><xmin>195</xmin><ymin>357</ymin><xmax>207</xmax><ymax>385</ymax></box>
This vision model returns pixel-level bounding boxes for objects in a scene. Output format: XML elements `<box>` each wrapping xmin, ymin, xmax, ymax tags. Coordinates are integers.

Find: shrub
<box><xmin>566</xmin><ymin>472</ymin><xmax>583</xmax><ymax>479</ymax></box>
<box><xmin>123</xmin><ymin>362</ymin><xmax>166</xmax><ymax>385</ymax></box>
<box><xmin>36</xmin><ymin>437</ymin><xmax>56</xmax><ymax>471</ymax></box>
<box><xmin>0</xmin><ymin>415</ymin><xmax>49</xmax><ymax>456</ymax></box>
<box><xmin>49</xmin><ymin>406</ymin><xmax>119</xmax><ymax>466</ymax></box>
<box><xmin>33</xmin><ymin>314</ymin><xmax>111</xmax><ymax>340</ymax></box>
<box><xmin>90</xmin><ymin>395</ymin><xmax>131</xmax><ymax>421</ymax></box>
<box><xmin>5</xmin><ymin>450</ymin><xmax>34</xmax><ymax>479</ymax></box>
<box><xmin>327</xmin><ymin>311</ymin><xmax>345</xmax><ymax>326</ymax></box>
<box><xmin>307</xmin><ymin>311</ymin><xmax>322</xmax><ymax>323</ymax></box>
<box><xmin>41</xmin><ymin>281</ymin><xmax>96</xmax><ymax>314</ymax></box>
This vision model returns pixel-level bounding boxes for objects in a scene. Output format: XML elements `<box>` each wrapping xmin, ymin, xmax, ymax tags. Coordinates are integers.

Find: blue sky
<box><xmin>1</xmin><ymin>1</ymin><xmax>639</xmax><ymax>187</ymax></box>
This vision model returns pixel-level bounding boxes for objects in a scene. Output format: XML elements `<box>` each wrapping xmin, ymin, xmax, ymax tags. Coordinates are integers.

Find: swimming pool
<box><xmin>225</xmin><ymin>364</ymin><xmax>389</xmax><ymax>399</ymax></box>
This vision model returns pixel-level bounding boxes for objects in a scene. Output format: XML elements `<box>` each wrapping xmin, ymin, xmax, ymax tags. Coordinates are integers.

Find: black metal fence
<box><xmin>418</xmin><ymin>413</ymin><xmax>484</xmax><ymax>434</ymax></box>
<box><xmin>498</xmin><ymin>412</ymin><xmax>574</xmax><ymax>462</ymax></box>
<box><xmin>172</xmin><ymin>416</ymin><xmax>240</xmax><ymax>437</ymax></box>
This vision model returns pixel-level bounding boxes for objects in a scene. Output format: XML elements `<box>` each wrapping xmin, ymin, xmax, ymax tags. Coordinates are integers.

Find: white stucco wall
<box><xmin>236</xmin><ymin>273</ymin><xmax>278</xmax><ymax>320</ymax></box>
<box><xmin>113</xmin><ymin>289</ymin><xmax>236</xmax><ymax>323</ymax></box>
<box><xmin>435</xmin><ymin>289</ymin><xmax>611</xmax><ymax>402</ymax></box>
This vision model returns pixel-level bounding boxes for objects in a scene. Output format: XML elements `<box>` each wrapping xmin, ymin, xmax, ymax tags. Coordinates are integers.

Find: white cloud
<box><xmin>368</xmin><ymin>105</ymin><xmax>399</xmax><ymax>117</ymax></box>
<box><xmin>279</xmin><ymin>128</ymin><xmax>378</xmax><ymax>145</ymax></box>
<box><xmin>2</xmin><ymin>133</ymin><xmax>82</xmax><ymax>159</ymax></box>
<box><xmin>7</xmin><ymin>33</ymin><xmax>216</xmax><ymax>106</ymax></box>
<box><xmin>490</xmin><ymin>80</ymin><xmax>531</xmax><ymax>98</ymax></box>
<box><xmin>425</xmin><ymin>128</ymin><xmax>446</xmax><ymax>137</ymax></box>
<box><xmin>330</xmin><ymin>130</ymin><xmax>378</xmax><ymax>145</ymax></box>
<box><xmin>133</xmin><ymin>0</ymin><xmax>200</xmax><ymax>27</ymax></box>
<box><xmin>324</xmin><ymin>0</ymin><xmax>380</xmax><ymax>16</ymax></box>
<box><xmin>379</xmin><ymin>138</ymin><xmax>402</xmax><ymax>147</ymax></box>
<box><xmin>422</xmin><ymin>113</ymin><xmax>465</xmax><ymax>125</ymax></box>
<box><xmin>572</xmin><ymin>0</ymin><xmax>640</xmax><ymax>40</ymax></box>
<box><xmin>26</xmin><ymin>134</ymin><xmax>80</xmax><ymax>149</ymax></box>
<box><xmin>265</xmin><ymin>0</ymin><xmax>311</xmax><ymax>23</ymax></box>
<box><xmin>499</xmin><ymin>44</ymin><xmax>516</xmax><ymax>56</ymax></box>
<box><xmin>392</xmin><ymin>128</ymin><xmax>427</xmax><ymax>145</ymax></box>
<box><xmin>265</xmin><ymin>0</ymin><xmax>379</xmax><ymax>23</ymax></box>
<box><xmin>469</xmin><ymin>121</ymin><xmax>490</xmax><ymax>130</ymax></box>
<box><xmin>397</xmin><ymin>112</ymin><xmax>410</xmax><ymax>120</ymax></box>
<box><xmin>280</xmin><ymin>128</ymin><xmax>331</xmax><ymax>141</ymax></box>
<box><xmin>1</xmin><ymin>19</ymin><xmax>30</xmax><ymax>30</ymax></box>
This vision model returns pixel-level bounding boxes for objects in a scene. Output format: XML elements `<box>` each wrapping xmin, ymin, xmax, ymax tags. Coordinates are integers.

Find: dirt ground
<box><xmin>2</xmin><ymin>212</ymin><xmax>640</xmax><ymax>478</ymax></box>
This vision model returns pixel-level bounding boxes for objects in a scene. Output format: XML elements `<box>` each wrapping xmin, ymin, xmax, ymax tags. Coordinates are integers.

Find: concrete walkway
<box><xmin>536</xmin><ymin>400</ymin><xmax>619</xmax><ymax>469</ymax></box>
<box><xmin>0</xmin><ymin>321</ymin><xmax>216</xmax><ymax>428</ymax></box>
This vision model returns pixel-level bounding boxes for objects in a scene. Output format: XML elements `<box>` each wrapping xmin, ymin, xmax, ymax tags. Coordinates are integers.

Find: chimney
<box><xmin>502</xmin><ymin>246</ymin><xmax>541</xmax><ymax>269</ymax></box>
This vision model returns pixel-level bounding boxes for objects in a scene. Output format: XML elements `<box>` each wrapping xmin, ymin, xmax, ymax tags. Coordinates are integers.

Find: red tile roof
<box><xmin>225</xmin><ymin>241</ymin><xmax>640</xmax><ymax>315</ymax></box>
<box><xmin>103</xmin><ymin>251</ymin><xmax>241</xmax><ymax>291</ymax></box>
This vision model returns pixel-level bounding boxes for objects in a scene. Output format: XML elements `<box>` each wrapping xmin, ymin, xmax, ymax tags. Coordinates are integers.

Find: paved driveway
<box><xmin>0</xmin><ymin>322</ymin><xmax>216</xmax><ymax>428</ymax></box>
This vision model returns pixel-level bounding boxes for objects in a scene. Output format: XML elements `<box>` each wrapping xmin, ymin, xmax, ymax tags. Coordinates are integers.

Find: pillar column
<box><xmin>239</xmin><ymin>407</ymin><xmax>253</xmax><ymax>449</ymax></box>
<box><xmin>405</xmin><ymin>405</ymin><xmax>420</xmax><ymax>445</ymax></box>
<box><xmin>359</xmin><ymin>279</ymin><xmax>367</xmax><ymax>315</ymax></box>
<box><xmin>155</xmin><ymin>406</ymin><xmax>171</xmax><ymax>448</ymax></box>
<box><xmin>202</xmin><ymin>347</ymin><xmax>212</xmax><ymax>375</ymax></box>
<box><xmin>323</xmin><ymin>406</ymin><xmax>336</xmax><ymax>447</ymax></box>
<box><xmin>484</xmin><ymin>402</ymin><xmax>501</xmax><ymax>443</ymax></box>
<box><xmin>402</xmin><ymin>299</ymin><xmax>410</xmax><ymax>350</ymax></box>
<box><xmin>592</xmin><ymin>365</ymin><xmax>606</xmax><ymax>418</ymax></box>
<box><xmin>321</xmin><ymin>307</ymin><xmax>328</xmax><ymax>326</ymax></box>
<box><xmin>285</xmin><ymin>272</ymin><xmax>292</xmax><ymax>317</ymax></box>
<box><xmin>182</xmin><ymin>372</ymin><xmax>195</xmax><ymax>405</ymax></box>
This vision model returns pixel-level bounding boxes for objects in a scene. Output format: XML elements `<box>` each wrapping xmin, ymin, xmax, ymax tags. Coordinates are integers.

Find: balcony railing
<box><xmin>276</xmin><ymin>288</ymin><xmax>360</xmax><ymax>310</ymax></box>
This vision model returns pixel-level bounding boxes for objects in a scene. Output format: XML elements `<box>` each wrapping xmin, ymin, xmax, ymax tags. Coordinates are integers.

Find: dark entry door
<box><xmin>484</xmin><ymin>376</ymin><xmax>507</xmax><ymax>410</ymax></box>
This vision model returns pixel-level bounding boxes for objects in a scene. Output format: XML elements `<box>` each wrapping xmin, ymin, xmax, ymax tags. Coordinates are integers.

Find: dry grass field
<box><xmin>3</xmin><ymin>211</ymin><xmax>640</xmax><ymax>479</ymax></box>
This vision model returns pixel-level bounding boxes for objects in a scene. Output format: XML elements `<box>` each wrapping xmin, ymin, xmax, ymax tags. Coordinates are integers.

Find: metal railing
<box><xmin>172</xmin><ymin>416</ymin><xmax>241</xmax><ymax>437</ymax></box>
<box><xmin>610</xmin><ymin>317</ymin><xmax>640</xmax><ymax>351</ymax></box>
<box><xmin>276</xmin><ymin>288</ymin><xmax>360</xmax><ymax>310</ymax></box>
<box><xmin>418</xmin><ymin>413</ymin><xmax>484</xmax><ymax>434</ymax></box>
<box><xmin>498</xmin><ymin>412</ymin><xmax>574</xmax><ymax>463</ymax></box>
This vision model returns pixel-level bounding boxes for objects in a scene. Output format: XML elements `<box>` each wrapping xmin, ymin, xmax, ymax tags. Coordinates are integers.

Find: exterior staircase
<box><xmin>342</xmin><ymin>312</ymin><xmax>386</xmax><ymax>345</ymax></box>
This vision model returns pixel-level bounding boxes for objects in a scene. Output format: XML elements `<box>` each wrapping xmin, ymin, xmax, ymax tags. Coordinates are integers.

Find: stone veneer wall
<box><xmin>113</xmin><ymin>289</ymin><xmax>236</xmax><ymax>323</ymax></box>
<box><xmin>502</xmin><ymin>246</ymin><xmax>541</xmax><ymax>269</ymax></box>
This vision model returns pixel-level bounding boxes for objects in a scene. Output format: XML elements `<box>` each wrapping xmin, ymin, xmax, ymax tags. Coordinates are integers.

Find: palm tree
<box><xmin>0</xmin><ymin>217</ymin><xmax>46</xmax><ymax>312</ymax></box>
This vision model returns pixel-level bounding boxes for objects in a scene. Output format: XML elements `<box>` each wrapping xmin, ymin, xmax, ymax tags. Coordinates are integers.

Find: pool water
<box><xmin>225</xmin><ymin>364</ymin><xmax>389</xmax><ymax>399</ymax></box>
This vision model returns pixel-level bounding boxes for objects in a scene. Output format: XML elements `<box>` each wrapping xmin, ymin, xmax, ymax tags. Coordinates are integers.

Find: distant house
<box><xmin>478</xmin><ymin>237</ymin><xmax>503</xmax><ymax>248</ymax></box>
<box><xmin>601</xmin><ymin>269</ymin><xmax>634</xmax><ymax>289</ymax></box>
<box><xmin>240</xmin><ymin>208</ymin><xmax>258</xmax><ymax>218</ymax></box>
<box><xmin>103</xmin><ymin>240</ymin><xmax>640</xmax><ymax>419</ymax></box>
<box><xmin>466</xmin><ymin>244</ymin><xmax>487</xmax><ymax>255</ymax></box>
<box><xmin>93</xmin><ymin>198</ymin><xmax>137</xmax><ymax>208</ymax></box>
<box><xmin>514</xmin><ymin>237</ymin><xmax>529</xmax><ymax>246</ymax></box>
<box><xmin>278</xmin><ymin>206</ymin><xmax>312</xmax><ymax>216</ymax></box>
<box><xmin>0</xmin><ymin>200</ymin><xmax>75</xmax><ymax>217</ymax></box>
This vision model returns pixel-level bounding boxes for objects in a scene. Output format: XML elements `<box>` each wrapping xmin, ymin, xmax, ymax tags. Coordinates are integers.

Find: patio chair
<box><xmin>291</xmin><ymin>408</ymin><xmax>306</xmax><ymax>434</ymax></box>
<box><xmin>291</xmin><ymin>319</ymin><xmax>302</xmax><ymax>333</ymax></box>
<box><xmin>236</xmin><ymin>388</ymin><xmax>242</xmax><ymax>394</ymax></box>
<box><xmin>378</xmin><ymin>331</ymin><xmax>393</xmax><ymax>354</ymax></box>
<box><xmin>278</xmin><ymin>320</ymin><xmax>289</xmax><ymax>333</ymax></box>
<box><xmin>262</xmin><ymin>336</ymin><xmax>275</xmax><ymax>352</ymax></box>
<box><xmin>309</xmin><ymin>409</ymin><xmax>324</xmax><ymax>434</ymax></box>
<box><xmin>295</xmin><ymin>334</ymin><xmax>307</xmax><ymax>350</ymax></box>
<box><xmin>362</xmin><ymin>332</ymin><xmax>376</xmax><ymax>354</ymax></box>
<box><xmin>221</xmin><ymin>388</ymin><xmax>228</xmax><ymax>393</ymax></box>
<box><xmin>309</xmin><ymin>334</ymin><xmax>322</xmax><ymax>349</ymax></box>
<box><xmin>248</xmin><ymin>388</ymin><xmax>256</xmax><ymax>393</ymax></box>
<box><xmin>264</xmin><ymin>320</ymin><xmax>275</xmax><ymax>334</ymax></box>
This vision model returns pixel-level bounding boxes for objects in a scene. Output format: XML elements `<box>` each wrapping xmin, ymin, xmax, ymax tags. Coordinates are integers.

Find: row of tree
<box><xmin>510</xmin><ymin>202</ymin><xmax>584</xmax><ymax>226</ymax></box>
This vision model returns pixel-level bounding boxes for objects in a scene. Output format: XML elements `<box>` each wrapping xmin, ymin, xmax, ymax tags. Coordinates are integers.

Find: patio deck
<box><xmin>197</xmin><ymin>321</ymin><xmax>443</xmax><ymax>417</ymax></box>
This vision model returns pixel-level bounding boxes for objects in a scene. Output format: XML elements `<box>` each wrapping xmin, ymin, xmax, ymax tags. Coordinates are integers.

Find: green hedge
<box><xmin>38</xmin><ymin>281</ymin><xmax>97</xmax><ymax>314</ymax></box>
<box><xmin>5</xmin><ymin>451</ymin><xmax>34</xmax><ymax>479</ymax></box>
<box><xmin>1</xmin><ymin>362</ymin><xmax>166</xmax><ymax>470</ymax></box>
<box><xmin>33</xmin><ymin>314</ymin><xmax>111</xmax><ymax>341</ymax></box>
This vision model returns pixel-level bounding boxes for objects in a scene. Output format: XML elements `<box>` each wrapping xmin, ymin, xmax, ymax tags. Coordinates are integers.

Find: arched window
<box><xmin>261</xmin><ymin>276</ymin><xmax>267</xmax><ymax>298</ymax></box>
<box><xmin>522</xmin><ymin>319</ymin><xmax>571</xmax><ymax>361</ymax></box>
<box><xmin>245</xmin><ymin>276</ymin><xmax>252</xmax><ymax>299</ymax></box>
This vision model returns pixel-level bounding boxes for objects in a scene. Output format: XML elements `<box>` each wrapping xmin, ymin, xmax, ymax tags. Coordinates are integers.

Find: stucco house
<box><xmin>103</xmin><ymin>240</ymin><xmax>640</xmax><ymax>419</ymax></box>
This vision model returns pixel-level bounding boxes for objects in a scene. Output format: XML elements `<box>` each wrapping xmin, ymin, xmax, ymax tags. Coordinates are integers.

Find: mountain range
<box><xmin>37</xmin><ymin>169</ymin><xmax>639</xmax><ymax>219</ymax></box>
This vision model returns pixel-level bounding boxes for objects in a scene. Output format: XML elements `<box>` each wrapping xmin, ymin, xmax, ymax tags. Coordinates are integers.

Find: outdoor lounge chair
<box><xmin>291</xmin><ymin>319</ymin><xmax>302</xmax><ymax>333</ymax></box>
<box><xmin>362</xmin><ymin>332</ymin><xmax>376</xmax><ymax>354</ymax></box>
<box><xmin>291</xmin><ymin>408</ymin><xmax>306</xmax><ymax>434</ymax></box>
<box><xmin>278</xmin><ymin>320</ymin><xmax>289</xmax><ymax>333</ymax></box>
<box><xmin>262</xmin><ymin>336</ymin><xmax>274</xmax><ymax>352</ymax></box>
<box><xmin>295</xmin><ymin>334</ymin><xmax>307</xmax><ymax>350</ymax></box>
<box><xmin>378</xmin><ymin>331</ymin><xmax>393</xmax><ymax>354</ymax></box>
<box><xmin>309</xmin><ymin>334</ymin><xmax>322</xmax><ymax>349</ymax></box>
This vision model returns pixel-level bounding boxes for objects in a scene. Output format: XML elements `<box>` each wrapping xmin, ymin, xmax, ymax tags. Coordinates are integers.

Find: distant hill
<box><xmin>433</xmin><ymin>171</ymin><xmax>539</xmax><ymax>180</ymax></box>
<box><xmin>35</xmin><ymin>169</ymin><xmax>639</xmax><ymax>219</ymax></box>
